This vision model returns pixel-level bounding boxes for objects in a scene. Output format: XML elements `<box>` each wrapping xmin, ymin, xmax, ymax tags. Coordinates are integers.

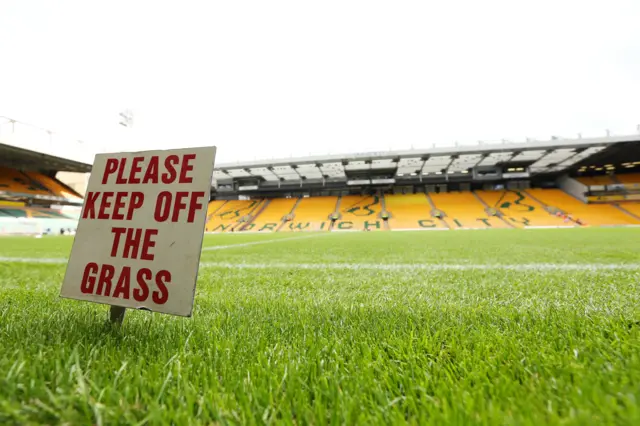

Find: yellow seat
<box><xmin>0</xmin><ymin>167</ymin><xmax>51</xmax><ymax>196</ymax></box>
<box><xmin>249</xmin><ymin>198</ymin><xmax>298</xmax><ymax>232</ymax></box>
<box><xmin>527</xmin><ymin>189</ymin><xmax>640</xmax><ymax>226</ymax></box>
<box><xmin>386</xmin><ymin>193</ymin><xmax>447</xmax><ymax>230</ymax></box>
<box><xmin>430</xmin><ymin>192</ymin><xmax>509</xmax><ymax>229</ymax></box>
<box><xmin>616</xmin><ymin>173</ymin><xmax>640</xmax><ymax>184</ymax></box>
<box><xmin>25</xmin><ymin>171</ymin><xmax>83</xmax><ymax>201</ymax></box>
<box><xmin>334</xmin><ymin>195</ymin><xmax>385</xmax><ymax>231</ymax></box>
<box><xmin>206</xmin><ymin>199</ymin><xmax>265</xmax><ymax>232</ymax></box>
<box><xmin>281</xmin><ymin>196</ymin><xmax>337</xmax><ymax>232</ymax></box>
<box><xmin>476</xmin><ymin>190</ymin><xmax>571</xmax><ymax>228</ymax></box>
<box><xmin>576</xmin><ymin>175</ymin><xmax>615</xmax><ymax>186</ymax></box>
<box><xmin>619</xmin><ymin>203</ymin><xmax>640</xmax><ymax>218</ymax></box>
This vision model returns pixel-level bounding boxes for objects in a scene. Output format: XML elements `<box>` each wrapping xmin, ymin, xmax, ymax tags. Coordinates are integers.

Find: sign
<box><xmin>60</xmin><ymin>147</ymin><xmax>216</xmax><ymax>317</ymax></box>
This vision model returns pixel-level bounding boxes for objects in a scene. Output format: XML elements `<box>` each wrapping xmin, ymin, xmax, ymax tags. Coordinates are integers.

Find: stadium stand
<box><xmin>0</xmin><ymin>206</ymin><xmax>73</xmax><ymax>219</ymax></box>
<box><xmin>248</xmin><ymin>197</ymin><xmax>299</xmax><ymax>232</ymax></box>
<box><xmin>0</xmin><ymin>166</ymin><xmax>51</xmax><ymax>196</ymax></box>
<box><xmin>385</xmin><ymin>193</ymin><xmax>447</xmax><ymax>230</ymax></box>
<box><xmin>576</xmin><ymin>175</ymin><xmax>617</xmax><ymax>186</ymax></box>
<box><xmin>280</xmin><ymin>196</ymin><xmax>337</xmax><ymax>232</ymax></box>
<box><xmin>205</xmin><ymin>199</ymin><xmax>265</xmax><ymax>232</ymax></box>
<box><xmin>527</xmin><ymin>189</ymin><xmax>640</xmax><ymax>226</ymax></box>
<box><xmin>476</xmin><ymin>190</ymin><xmax>571</xmax><ymax>227</ymax></box>
<box><xmin>619</xmin><ymin>203</ymin><xmax>640</xmax><ymax>218</ymax></box>
<box><xmin>334</xmin><ymin>195</ymin><xmax>384</xmax><ymax>231</ymax></box>
<box><xmin>24</xmin><ymin>171</ymin><xmax>83</xmax><ymax>201</ymax></box>
<box><xmin>616</xmin><ymin>173</ymin><xmax>640</xmax><ymax>184</ymax></box>
<box><xmin>429</xmin><ymin>192</ymin><xmax>509</xmax><ymax>229</ymax></box>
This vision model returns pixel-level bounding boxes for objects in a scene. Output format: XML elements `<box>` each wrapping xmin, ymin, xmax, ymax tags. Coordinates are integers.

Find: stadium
<box><xmin>1</xmin><ymin>116</ymin><xmax>640</xmax><ymax>424</ymax></box>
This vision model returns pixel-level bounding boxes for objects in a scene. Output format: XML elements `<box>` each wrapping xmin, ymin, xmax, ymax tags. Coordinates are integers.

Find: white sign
<box><xmin>60</xmin><ymin>147</ymin><xmax>217</xmax><ymax>317</ymax></box>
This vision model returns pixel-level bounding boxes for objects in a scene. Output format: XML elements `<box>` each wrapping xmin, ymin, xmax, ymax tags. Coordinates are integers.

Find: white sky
<box><xmin>1</xmin><ymin>0</ymin><xmax>639</xmax><ymax>164</ymax></box>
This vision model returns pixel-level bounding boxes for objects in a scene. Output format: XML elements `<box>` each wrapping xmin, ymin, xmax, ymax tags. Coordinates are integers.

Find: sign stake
<box><xmin>109</xmin><ymin>306</ymin><xmax>126</xmax><ymax>324</ymax></box>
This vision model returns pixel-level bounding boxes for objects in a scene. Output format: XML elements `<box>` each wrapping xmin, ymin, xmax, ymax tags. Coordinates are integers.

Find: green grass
<box><xmin>1</xmin><ymin>228</ymin><xmax>640</xmax><ymax>425</ymax></box>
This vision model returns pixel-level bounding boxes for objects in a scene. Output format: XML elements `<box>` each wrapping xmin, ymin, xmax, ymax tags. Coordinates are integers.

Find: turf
<box><xmin>1</xmin><ymin>228</ymin><xmax>640</xmax><ymax>425</ymax></box>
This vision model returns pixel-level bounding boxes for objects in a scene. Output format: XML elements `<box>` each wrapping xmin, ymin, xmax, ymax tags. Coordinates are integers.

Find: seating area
<box><xmin>205</xmin><ymin>199</ymin><xmax>265</xmax><ymax>232</ymax></box>
<box><xmin>476</xmin><ymin>190</ymin><xmax>570</xmax><ymax>228</ymax></box>
<box><xmin>25</xmin><ymin>171</ymin><xmax>83</xmax><ymax>201</ymax></box>
<box><xmin>528</xmin><ymin>189</ymin><xmax>640</xmax><ymax>226</ymax></box>
<box><xmin>250</xmin><ymin>198</ymin><xmax>298</xmax><ymax>232</ymax></box>
<box><xmin>204</xmin><ymin>188</ymin><xmax>640</xmax><ymax>232</ymax></box>
<box><xmin>576</xmin><ymin>175</ymin><xmax>617</xmax><ymax>186</ymax></box>
<box><xmin>280</xmin><ymin>196</ymin><xmax>338</xmax><ymax>232</ymax></box>
<box><xmin>386</xmin><ymin>193</ymin><xmax>447</xmax><ymax>230</ymax></box>
<box><xmin>0</xmin><ymin>206</ymin><xmax>75</xmax><ymax>219</ymax></box>
<box><xmin>0</xmin><ymin>166</ymin><xmax>82</xmax><ymax>201</ymax></box>
<box><xmin>616</xmin><ymin>173</ymin><xmax>640</xmax><ymax>184</ymax></box>
<box><xmin>0</xmin><ymin>166</ymin><xmax>51</xmax><ymax>196</ymax></box>
<box><xmin>429</xmin><ymin>192</ymin><xmax>509</xmax><ymax>229</ymax></box>
<box><xmin>334</xmin><ymin>195</ymin><xmax>384</xmax><ymax>231</ymax></box>
<box><xmin>619</xmin><ymin>203</ymin><xmax>640</xmax><ymax>219</ymax></box>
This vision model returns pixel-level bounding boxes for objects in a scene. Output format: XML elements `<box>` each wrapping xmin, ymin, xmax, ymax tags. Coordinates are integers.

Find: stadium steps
<box><xmin>328</xmin><ymin>196</ymin><xmax>342</xmax><ymax>231</ymax></box>
<box><xmin>424</xmin><ymin>193</ymin><xmax>451</xmax><ymax>229</ymax></box>
<box><xmin>275</xmin><ymin>197</ymin><xmax>302</xmax><ymax>232</ymax></box>
<box><xmin>614</xmin><ymin>203</ymin><xmax>640</xmax><ymax>221</ymax></box>
<box><xmin>472</xmin><ymin>191</ymin><xmax>515</xmax><ymax>228</ymax></box>
<box><xmin>380</xmin><ymin>193</ymin><xmax>390</xmax><ymax>230</ymax></box>
<box><xmin>240</xmin><ymin>199</ymin><xmax>271</xmax><ymax>231</ymax></box>
<box><xmin>237</xmin><ymin>199</ymin><xmax>267</xmax><ymax>230</ymax></box>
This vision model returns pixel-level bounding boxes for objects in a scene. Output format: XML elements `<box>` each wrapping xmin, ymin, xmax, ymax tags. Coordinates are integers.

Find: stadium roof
<box><xmin>0</xmin><ymin>143</ymin><xmax>91</xmax><ymax>173</ymax></box>
<box><xmin>213</xmin><ymin>134</ymin><xmax>640</xmax><ymax>186</ymax></box>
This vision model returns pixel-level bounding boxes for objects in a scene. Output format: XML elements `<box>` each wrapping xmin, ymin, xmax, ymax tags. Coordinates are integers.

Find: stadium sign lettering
<box><xmin>60</xmin><ymin>147</ymin><xmax>216</xmax><ymax>317</ymax></box>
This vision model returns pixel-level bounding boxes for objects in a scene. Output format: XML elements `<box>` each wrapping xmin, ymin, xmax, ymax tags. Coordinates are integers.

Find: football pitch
<box><xmin>1</xmin><ymin>228</ymin><xmax>640</xmax><ymax>425</ymax></box>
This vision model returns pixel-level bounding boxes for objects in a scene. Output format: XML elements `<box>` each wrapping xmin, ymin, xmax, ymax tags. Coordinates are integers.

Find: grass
<box><xmin>1</xmin><ymin>228</ymin><xmax>640</xmax><ymax>425</ymax></box>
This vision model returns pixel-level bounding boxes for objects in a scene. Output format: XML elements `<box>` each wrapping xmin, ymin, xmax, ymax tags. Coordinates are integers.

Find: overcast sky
<box><xmin>1</xmin><ymin>0</ymin><xmax>639</xmax><ymax>164</ymax></box>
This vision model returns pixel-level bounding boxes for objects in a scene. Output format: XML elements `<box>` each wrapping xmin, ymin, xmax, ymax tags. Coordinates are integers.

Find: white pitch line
<box><xmin>1</xmin><ymin>256</ymin><xmax>639</xmax><ymax>272</ymax></box>
<box><xmin>199</xmin><ymin>262</ymin><xmax>640</xmax><ymax>271</ymax></box>
<box><xmin>201</xmin><ymin>233</ymin><xmax>328</xmax><ymax>251</ymax></box>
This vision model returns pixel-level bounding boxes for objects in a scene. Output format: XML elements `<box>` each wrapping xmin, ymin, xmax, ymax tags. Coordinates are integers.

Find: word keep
<box><xmin>82</xmin><ymin>191</ymin><xmax>206</xmax><ymax>223</ymax></box>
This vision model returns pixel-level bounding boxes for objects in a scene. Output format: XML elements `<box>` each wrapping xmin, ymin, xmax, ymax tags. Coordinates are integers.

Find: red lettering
<box><xmin>129</xmin><ymin>156</ymin><xmax>144</xmax><ymax>184</ymax></box>
<box><xmin>110</xmin><ymin>227</ymin><xmax>126</xmax><ymax>257</ymax></box>
<box><xmin>82</xmin><ymin>192</ymin><xmax>100</xmax><ymax>219</ymax></box>
<box><xmin>141</xmin><ymin>229</ymin><xmax>158</xmax><ymax>261</ymax></box>
<box><xmin>178</xmin><ymin>154</ymin><xmax>196</xmax><ymax>183</ymax></box>
<box><xmin>154</xmin><ymin>192</ymin><xmax>171</xmax><ymax>222</ymax></box>
<box><xmin>172</xmin><ymin>192</ymin><xmax>188</xmax><ymax>222</ymax></box>
<box><xmin>112</xmin><ymin>192</ymin><xmax>127</xmax><ymax>220</ymax></box>
<box><xmin>96</xmin><ymin>264</ymin><xmax>115</xmax><ymax>296</ymax></box>
<box><xmin>123</xmin><ymin>228</ymin><xmax>142</xmax><ymax>259</ymax></box>
<box><xmin>187</xmin><ymin>192</ymin><xmax>205</xmax><ymax>223</ymax></box>
<box><xmin>162</xmin><ymin>155</ymin><xmax>179</xmax><ymax>184</ymax></box>
<box><xmin>115</xmin><ymin>158</ymin><xmax>128</xmax><ymax>184</ymax></box>
<box><xmin>112</xmin><ymin>266</ymin><xmax>131</xmax><ymax>299</ymax></box>
<box><xmin>102</xmin><ymin>158</ymin><xmax>119</xmax><ymax>184</ymax></box>
<box><xmin>80</xmin><ymin>262</ymin><xmax>98</xmax><ymax>294</ymax></box>
<box><xmin>134</xmin><ymin>268</ymin><xmax>151</xmax><ymax>302</ymax></box>
<box><xmin>152</xmin><ymin>270</ymin><xmax>171</xmax><ymax>304</ymax></box>
<box><xmin>98</xmin><ymin>192</ymin><xmax>114</xmax><ymax>220</ymax></box>
<box><xmin>128</xmin><ymin>192</ymin><xmax>144</xmax><ymax>220</ymax></box>
<box><xmin>142</xmin><ymin>156</ymin><xmax>159</xmax><ymax>184</ymax></box>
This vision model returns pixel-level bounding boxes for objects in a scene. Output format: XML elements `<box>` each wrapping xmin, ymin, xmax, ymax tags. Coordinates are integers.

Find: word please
<box><xmin>102</xmin><ymin>154</ymin><xmax>196</xmax><ymax>185</ymax></box>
